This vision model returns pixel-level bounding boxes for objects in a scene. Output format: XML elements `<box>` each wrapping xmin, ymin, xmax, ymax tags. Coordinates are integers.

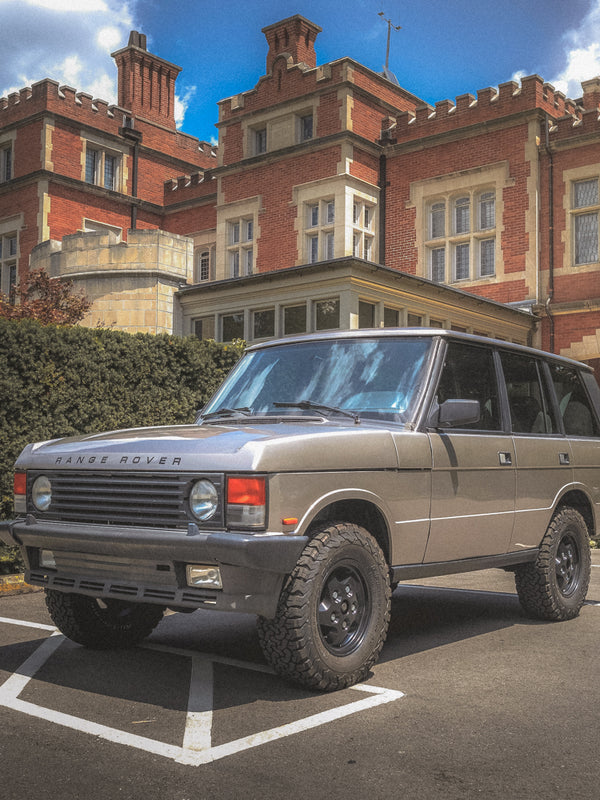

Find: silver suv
<box><xmin>1</xmin><ymin>330</ymin><xmax>597</xmax><ymax>690</ymax></box>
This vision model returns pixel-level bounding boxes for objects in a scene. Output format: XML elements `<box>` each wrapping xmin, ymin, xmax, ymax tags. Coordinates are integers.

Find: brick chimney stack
<box><xmin>112</xmin><ymin>31</ymin><xmax>182</xmax><ymax>129</ymax></box>
<box><xmin>262</xmin><ymin>15</ymin><xmax>322</xmax><ymax>75</ymax></box>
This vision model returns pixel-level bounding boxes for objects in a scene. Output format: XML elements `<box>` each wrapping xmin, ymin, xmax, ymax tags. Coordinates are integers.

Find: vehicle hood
<box><xmin>15</xmin><ymin>419</ymin><xmax>413</xmax><ymax>473</ymax></box>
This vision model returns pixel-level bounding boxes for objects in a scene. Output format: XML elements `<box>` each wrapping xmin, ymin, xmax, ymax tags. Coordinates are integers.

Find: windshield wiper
<box><xmin>200</xmin><ymin>406</ymin><xmax>252</xmax><ymax>421</ymax></box>
<box><xmin>273</xmin><ymin>400</ymin><xmax>360</xmax><ymax>424</ymax></box>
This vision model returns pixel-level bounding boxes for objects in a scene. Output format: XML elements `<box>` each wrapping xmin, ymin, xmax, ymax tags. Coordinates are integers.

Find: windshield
<box><xmin>200</xmin><ymin>337</ymin><xmax>433</xmax><ymax>424</ymax></box>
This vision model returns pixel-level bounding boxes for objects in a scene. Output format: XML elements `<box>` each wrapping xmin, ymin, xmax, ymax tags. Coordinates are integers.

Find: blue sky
<box><xmin>1</xmin><ymin>0</ymin><xmax>599</xmax><ymax>144</ymax></box>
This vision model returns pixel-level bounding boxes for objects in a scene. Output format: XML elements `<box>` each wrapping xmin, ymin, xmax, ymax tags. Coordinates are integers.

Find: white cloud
<box><xmin>175</xmin><ymin>86</ymin><xmax>196</xmax><ymax>130</ymax></box>
<box><xmin>551</xmin><ymin>0</ymin><xmax>600</xmax><ymax>98</ymax></box>
<box><xmin>0</xmin><ymin>0</ymin><xmax>135</xmax><ymax>105</ymax></box>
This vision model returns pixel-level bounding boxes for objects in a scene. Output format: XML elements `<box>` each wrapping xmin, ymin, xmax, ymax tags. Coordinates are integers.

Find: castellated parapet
<box><xmin>380</xmin><ymin>74</ymin><xmax>592</xmax><ymax>145</ymax></box>
<box><xmin>30</xmin><ymin>229</ymin><xmax>194</xmax><ymax>335</ymax></box>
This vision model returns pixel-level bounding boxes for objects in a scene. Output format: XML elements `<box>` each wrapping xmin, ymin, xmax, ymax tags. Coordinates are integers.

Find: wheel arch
<box><xmin>555</xmin><ymin>487</ymin><xmax>596</xmax><ymax>540</ymax></box>
<box><xmin>305</xmin><ymin>498</ymin><xmax>392</xmax><ymax>564</ymax></box>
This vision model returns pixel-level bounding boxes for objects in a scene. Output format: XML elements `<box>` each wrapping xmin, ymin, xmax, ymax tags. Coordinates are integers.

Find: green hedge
<box><xmin>0</xmin><ymin>319</ymin><xmax>244</xmax><ymax>570</ymax></box>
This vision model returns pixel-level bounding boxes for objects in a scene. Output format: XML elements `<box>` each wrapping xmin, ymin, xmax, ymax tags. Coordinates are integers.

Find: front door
<box><xmin>425</xmin><ymin>341</ymin><xmax>515</xmax><ymax>563</ymax></box>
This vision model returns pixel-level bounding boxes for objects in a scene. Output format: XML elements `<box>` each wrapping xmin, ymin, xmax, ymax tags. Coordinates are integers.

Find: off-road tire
<box><xmin>514</xmin><ymin>507</ymin><xmax>591</xmax><ymax>621</ymax></box>
<box><xmin>45</xmin><ymin>590</ymin><xmax>165</xmax><ymax>648</ymax></box>
<box><xmin>257</xmin><ymin>521</ymin><xmax>391</xmax><ymax>692</ymax></box>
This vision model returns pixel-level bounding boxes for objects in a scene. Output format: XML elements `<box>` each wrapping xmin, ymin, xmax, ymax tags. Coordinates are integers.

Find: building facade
<box><xmin>3</xmin><ymin>16</ymin><xmax>600</xmax><ymax>368</ymax></box>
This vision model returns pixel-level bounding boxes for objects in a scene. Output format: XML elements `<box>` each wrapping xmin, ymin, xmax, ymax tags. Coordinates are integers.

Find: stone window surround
<box><xmin>409</xmin><ymin>162</ymin><xmax>512</xmax><ymax>287</ymax></box>
<box><xmin>0</xmin><ymin>214</ymin><xmax>22</xmax><ymax>296</ymax></box>
<box><xmin>561</xmin><ymin>164</ymin><xmax>600</xmax><ymax>273</ymax></box>
<box><xmin>292</xmin><ymin>174</ymin><xmax>379</xmax><ymax>266</ymax></box>
<box><xmin>242</xmin><ymin>98</ymin><xmax>317</xmax><ymax>159</ymax></box>
<box><xmin>81</xmin><ymin>134</ymin><xmax>128</xmax><ymax>193</ymax></box>
<box><xmin>0</xmin><ymin>131</ymin><xmax>15</xmax><ymax>183</ymax></box>
<box><xmin>215</xmin><ymin>196</ymin><xmax>261</xmax><ymax>281</ymax></box>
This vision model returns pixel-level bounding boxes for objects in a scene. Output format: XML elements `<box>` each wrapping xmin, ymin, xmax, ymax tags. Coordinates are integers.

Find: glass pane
<box><xmin>253</xmin><ymin>309</ymin><xmax>275</xmax><ymax>339</ymax></box>
<box><xmin>308</xmin><ymin>205</ymin><xmax>319</xmax><ymax>227</ymax></box>
<box><xmin>326</xmin><ymin>201</ymin><xmax>335</xmax><ymax>224</ymax></box>
<box><xmin>430</xmin><ymin>202</ymin><xmax>445</xmax><ymax>238</ymax></box>
<box><xmin>436</xmin><ymin>342</ymin><xmax>501</xmax><ymax>430</ymax></box>
<box><xmin>309</xmin><ymin>235</ymin><xmax>319</xmax><ymax>263</ymax></box>
<box><xmin>407</xmin><ymin>313</ymin><xmax>422</xmax><ymax>327</ymax></box>
<box><xmin>480</xmin><ymin>238</ymin><xmax>495</xmax><ymax>276</ymax></box>
<box><xmin>549</xmin><ymin>362</ymin><xmax>599</xmax><ymax>436</ymax></box>
<box><xmin>431</xmin><ymin>247</ymin><xmax>445</xmax><ymax>282</ymax></box>
<box><xmin>222</xmin><ymin>312</ymin><xmax>244</xmax><ymax>341</ymax></box>
<box><xmin>85</xmin><ymin>149</ymin><xmax>97</xmax><ymax>183</ymax></box>
<box><xmin>383</xmin><ymin>307</ymin><xmax>399</xmax><ymax>327</ymax></box>
<box><xmin>315</xmin><ymin>298</ymin><xmax>340</xmax><ymax>330</ymax></box>
<box><xmin>454</xmin><ymin>197</ymin><xmax>470</xmax><ymax>234</ymax></box>
<box><xmin>575</xmin><ymin>213</ymin><xmax>598</xmax><ymax>264</ymax></box>
<box><xmin>500</xmin><ymin>352</ymin><xmax>556</xmax><ymax>433</ymax></box>
<box><xmin>353</xmin><ymin>234</ymin><xmax>360</xmax><ymax>257</ymax></box>
<box><xmin>194</xmin><ymin>317</ymin><xmax>215</xmax><ymax>340</ymax></box>
<box><xmin>198</xmin><ymin>252</ymin><xmax>210</xmax><ymax>281</ymax></box>
<box><xmin>454</xmin><ymin>243</ymin><xmax>470</xmax><ymax>280</ymax></box>
<box><xmin>301</xmin><ymin>115</ymin><xmax>313</xmax><ymax>140</ymax></box>
<box><xmin>245</xmin><ymin>220</ymin><xmax>253</xmax><ymax>241</ymax></box>
<box><xmin>574</xmin><ymin>179</ymin><xmax>598</xmax><ymax>209</ymax></box>
<box><xmin>325</xmin><ymin>232</ymin><xmax>334</xmax><ymax>260</ymax></box>
<box><xmin>230</xmin><ymin>222</ymin><xmax>240</xmax><ymax>244</ymax></box>
<box><xmin>364</xmin><ymin>237</ymin><xmax>373</xmax><ymax>261</ymax></box>
<box><xmin>283</xmin><ymin>304</ymin><xmax>307</xmax><ymax>335</ymax></box>
<box><xmin>104</xmin><ymin>155</ymin><xmax>115</xmax><ymax>189</ymax></box>
<box><xmin>202</xmin><ymin>337</ymin><xmax>434</xmax><ymax>423</ymax></box>
<box><xmin>358</xmin><ymin>301</ymin><xmax>375</xmax><ymax>328</ymax></box>
<box><xmin>245</xmin><ymin>247</ymin><xmax>253</xmax><ymax>274</ymax></box>
<box><xmin>230</xmin><ymin>250</ymin><xmax>240</xmax><ymax>277</ymax></box>
<box><xmin>479</xmin><ymin>192</ymin><xmax>495</xmax><ymax>229</ymax></box>
<box><xmin>8</xmin><ymin>236</ymin><xmax>17</xmax><ymax>256</ymax></box>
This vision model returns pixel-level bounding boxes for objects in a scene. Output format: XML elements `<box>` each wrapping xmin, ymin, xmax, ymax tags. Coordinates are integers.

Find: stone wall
<box><xmin>31</xmin><ymin>228</ymin><xmax>193</xmax><ymax>334</ymax></box>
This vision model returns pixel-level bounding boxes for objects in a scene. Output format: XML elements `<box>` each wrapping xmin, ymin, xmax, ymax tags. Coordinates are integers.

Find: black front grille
<box><xmin>28</xmin><ymin>471</ymin><xmax>223</xmax><ymax>529</ymax></box>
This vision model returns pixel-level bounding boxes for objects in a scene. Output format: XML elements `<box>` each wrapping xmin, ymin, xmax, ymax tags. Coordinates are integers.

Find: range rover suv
<box><xmin>1</xmin><ymin>330</ymin><xmax>597</xmax><ymax>690</ymax></box>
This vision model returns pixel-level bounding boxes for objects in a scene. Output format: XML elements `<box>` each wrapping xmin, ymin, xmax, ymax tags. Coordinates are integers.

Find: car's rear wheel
<box><xmin>514</xmin><ymin>507</ymin><xmax>591</xmax><ymax>621</ymax></box>
<box><xmin>45</xmin><ymin>590</ymin><xmax>165</xmax><ymax>648</ymax></box>
<box><xmin>257</xmin><ymin>521</ymin><xmax>391</xmax><ymax>691</ymax></box>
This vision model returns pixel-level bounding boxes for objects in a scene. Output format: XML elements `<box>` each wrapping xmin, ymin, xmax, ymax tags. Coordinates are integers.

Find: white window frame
<box><xmin>0</xmin><ymin>230</ymin><xmax>18</xmax><ymax>296</ymax></box>
<box><xmin>227</xmin><ymin>216</ymin><xmax>254</xmax><ymax>277</ymax></box>
<box><xmin>305</xmin><ymin>199</ymin><xmax>335</xmax><ymax>263</ymax></box>
<box><xmin>426</xmin><ymin>189</ymin><xmax>496</xmax><ymax>283</ymax></box>
<box><xmin>84</xmin><ymin>142</ymin><xmax>121</xmax><ymax>191</ymax></box>
<box><xmin>351</xmin><ymin>199</ymin><xmax>375</xmax><ymax>261</ymax></box>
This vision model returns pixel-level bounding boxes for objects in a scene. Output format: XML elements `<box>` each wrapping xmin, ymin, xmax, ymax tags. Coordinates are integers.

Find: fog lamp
<box><xmin>40</xmin><ymin>549</ymin><xmax>56</xmax><ymax>569</ymax></box>
<box><xmin>186</xmin><ymin>564</ymin><xmax>222</xmax><ymax>589</ymax></box>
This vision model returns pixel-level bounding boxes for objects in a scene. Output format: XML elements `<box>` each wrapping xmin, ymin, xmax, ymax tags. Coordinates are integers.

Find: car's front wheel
<box><xmin>257</xmin><ymin>521</ymin><xmax>391</xmax><ymax>691</ymax></box>
<box><xmin>514</xmin><ymin>507</ymin><xmax>591</xmax><ymax>621</ymax></box>
<box><xmin>45</xmin><ymin>590</ymin><xmax>165</xmax><ymax>648</ymax></box>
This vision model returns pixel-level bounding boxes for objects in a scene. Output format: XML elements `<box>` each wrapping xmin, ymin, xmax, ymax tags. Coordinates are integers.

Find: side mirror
<box><xmin>429</xmin><ymin>399</ymin><xmax>481</xmax><ymax>429</ymax></box>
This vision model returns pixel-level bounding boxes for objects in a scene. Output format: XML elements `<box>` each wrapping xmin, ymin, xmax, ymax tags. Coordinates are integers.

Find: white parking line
<box><xmin>0</xmin><ymin>616</ymin><xmax>405</xmax><ymax>766</ymax></box>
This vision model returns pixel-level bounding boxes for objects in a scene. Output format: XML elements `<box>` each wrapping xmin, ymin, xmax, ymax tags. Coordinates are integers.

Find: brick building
<box><xmin>2</xmin><ymin>15</ymin><xmax>600</xmax><ymax>366</ymax></box>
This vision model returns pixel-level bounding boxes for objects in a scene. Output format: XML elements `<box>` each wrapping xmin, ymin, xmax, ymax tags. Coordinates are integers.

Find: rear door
<box><xmin>500</xmin><ymin>351</ymin><xmax>572</xmax><ymax>552</ymax></box>
<box><xmin>425</xmin><ymin>341</ymin><xmax>516</xmax><ymax>562</ymax></box>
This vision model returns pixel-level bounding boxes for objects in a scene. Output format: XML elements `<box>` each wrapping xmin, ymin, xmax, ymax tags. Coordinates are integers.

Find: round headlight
<box><xmin>32</xmin><ymin>475</ymin><xmax>52</xmax><ymax>512</ymax></box>
<box><xmin>189</xmin><ymin>479</ymin><xmax>218</xmax><ymax>521</ymax></box>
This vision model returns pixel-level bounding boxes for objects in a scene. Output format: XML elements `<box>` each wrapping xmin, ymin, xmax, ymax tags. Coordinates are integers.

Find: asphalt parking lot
<box><xmin>1</xmin><ymin>553</ymin><xmax>599</xmax><ymax>800</ymax></box>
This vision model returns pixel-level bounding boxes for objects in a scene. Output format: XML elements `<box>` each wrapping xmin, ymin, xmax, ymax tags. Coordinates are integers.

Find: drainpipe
<box><xmin>544</xmin><ymin>113</ymin><xmax>555</xmax><ymax>353</ymax></box>
<box><xmin>379</xmin><ymin>153</ymin><xmax>387</xmax><ymax>265</ymax></box>
<box><xmin>120</xmin><ymin>121</ymin><xmax>143</xmax><ymax>231</ymax></box>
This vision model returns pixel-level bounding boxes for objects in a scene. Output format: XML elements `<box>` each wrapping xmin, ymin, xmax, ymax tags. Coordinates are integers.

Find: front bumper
<box><xmin>0</xmin><ymin>517</ymin><xmax>308</xmax><ymax>618</ymax></box>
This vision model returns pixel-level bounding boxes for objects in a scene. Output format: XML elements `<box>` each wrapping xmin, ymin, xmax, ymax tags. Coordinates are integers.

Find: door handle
<box><xmin>498</xmin><ymin>451</ymin><xmax>512</xmax><ymax>466</ymax></box>
<box><xmin>559</xmin><ymin>452</ymin><xmax>570</xmax><ymax>466</ymax></box>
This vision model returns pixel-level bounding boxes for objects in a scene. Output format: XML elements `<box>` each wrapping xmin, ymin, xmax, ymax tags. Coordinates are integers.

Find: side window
<box><xmin>435</xmin><ymin>342</ymin><xmax>501</xmax><ymax>430</ymax></box>
<box><xmin>548</xmin><ymin>363</ymin><xmax>600</xmax><ymax>437</ymax></box>
<box><xmin>500</xmin><ymin>353</ymin><xmax>557</xmax><ymax>434</ymax></box>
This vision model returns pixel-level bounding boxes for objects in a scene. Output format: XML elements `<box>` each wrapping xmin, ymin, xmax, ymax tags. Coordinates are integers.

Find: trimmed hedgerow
<box><xmin>0</xmin><ymin>319</ymin><xmax>244</xmax><ymax>569</ymax></box>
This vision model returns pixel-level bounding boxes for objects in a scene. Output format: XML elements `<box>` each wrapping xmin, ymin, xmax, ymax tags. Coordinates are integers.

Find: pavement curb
<box><xmin>0</xmin><ymin>574</ymin><xmax>42</xmax><ymax>596</ymax></box>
